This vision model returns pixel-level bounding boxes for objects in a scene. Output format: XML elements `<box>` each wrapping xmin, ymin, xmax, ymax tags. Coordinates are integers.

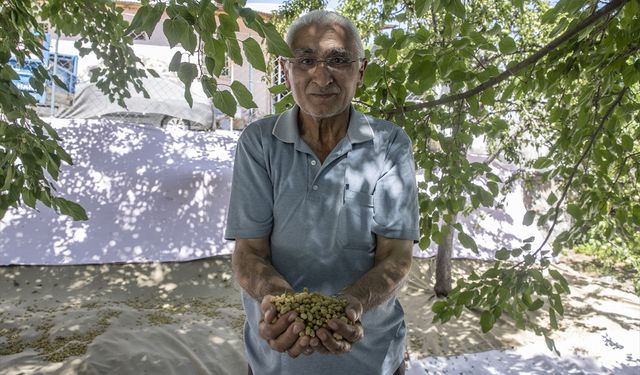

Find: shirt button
<box><xmin>310</xmin><ymin>160</ymin><xmax>317</xmax><ymax>166</ymax></box>
<box><xmin>312</xmin><ymin>185</ymin><xmax>318</xmax><ymax>191</ymax></box>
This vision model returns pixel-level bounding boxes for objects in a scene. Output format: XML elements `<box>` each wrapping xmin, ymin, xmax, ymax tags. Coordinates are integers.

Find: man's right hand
<box><xmin>258</xmin><ymin>295</ymin><xmax>313</xmax><ymax>358</ymax></box>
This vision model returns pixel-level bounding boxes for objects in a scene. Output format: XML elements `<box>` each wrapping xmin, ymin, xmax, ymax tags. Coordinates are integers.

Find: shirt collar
<box><xmin>272</xmin><ymin>104</ymin><xmax>374</xmax><ymax>145</ymax></box>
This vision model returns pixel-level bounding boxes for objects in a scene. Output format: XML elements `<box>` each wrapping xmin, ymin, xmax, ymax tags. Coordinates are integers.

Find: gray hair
<box><xmin>286</xmin><ymin>10</ymin><xmax>364</xmax><ymax>59</ymax></box>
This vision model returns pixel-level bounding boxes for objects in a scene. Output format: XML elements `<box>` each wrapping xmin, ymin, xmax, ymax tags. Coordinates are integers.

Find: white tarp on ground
<box><xmin>0</xmin><ymin>118</ymin><xmax>547</xmax><ymax>265</ymax></box>
<box><xmin>0</xmin><ymin>119</ymin><xmax>237</xmax><ymax>265</ymax></box>
<box><xmin>1</xmin><ymin>119</ymin><xmax>638</xmax><ymax>374</ymax></box>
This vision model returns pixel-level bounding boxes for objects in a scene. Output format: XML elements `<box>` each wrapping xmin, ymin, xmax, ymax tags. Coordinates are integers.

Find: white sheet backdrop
<box><xmin>0</xmin><ymin>118</ymin><xmax>546</xmax><ymax>265</ymax></box>
<box><xmin>0</xmin><ymin>119</ymin><xmax>237</xmax><ymax>264</ymax></box>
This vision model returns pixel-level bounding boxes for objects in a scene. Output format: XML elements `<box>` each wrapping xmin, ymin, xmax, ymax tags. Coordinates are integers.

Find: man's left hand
<box><xmin>310</xmin><ymin>293</ymin><xmax>364</xmax><ymax>354</ymax></box>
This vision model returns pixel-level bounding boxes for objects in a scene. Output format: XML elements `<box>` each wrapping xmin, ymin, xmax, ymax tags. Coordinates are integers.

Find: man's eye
<box><xmin>299</xmin><ymin>58</ymin><xmax>317</xmax><ymax>65</ymax></box>
<box><xmin>327</xmin><ymin>57</ymin><xmax>350</xmax><ymax>65</ymax></box>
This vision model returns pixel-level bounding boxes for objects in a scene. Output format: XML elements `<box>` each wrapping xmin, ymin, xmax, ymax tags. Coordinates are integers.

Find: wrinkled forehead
<box><xmin>290</xmin><ymin>23</ymin><xmax>357</xmax><ymax>56</ymax></box>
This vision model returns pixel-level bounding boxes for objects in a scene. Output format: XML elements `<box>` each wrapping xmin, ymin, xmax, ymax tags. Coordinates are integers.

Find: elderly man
<box><xmin>225</xmin><ymin>9</ymin><xmax>419</xmax><ymax>375</ymax></box>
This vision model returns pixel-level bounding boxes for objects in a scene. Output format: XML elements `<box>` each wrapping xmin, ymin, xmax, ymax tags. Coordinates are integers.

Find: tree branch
<box><xmin>387</xmin><ymin>0</ymin><xmax>630</xmax><ymax>115</ymax></box>
<box><xmin>533</xmin><ymin>87</ymin><xmax>628</xmax><ymax>256</ymax></box>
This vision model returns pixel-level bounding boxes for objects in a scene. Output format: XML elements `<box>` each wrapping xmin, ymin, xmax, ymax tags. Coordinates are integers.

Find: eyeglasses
<box><xmin>285</xmin><ymin>56</ymin><xmax>363</xmax><ymax>71</ymax></box>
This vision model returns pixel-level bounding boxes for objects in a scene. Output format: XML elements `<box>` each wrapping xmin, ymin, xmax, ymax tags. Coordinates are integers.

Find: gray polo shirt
<box><xmin>225</xmin><ymin>105</ymin><xmax>419</xmax><ymax>375</ymax></box>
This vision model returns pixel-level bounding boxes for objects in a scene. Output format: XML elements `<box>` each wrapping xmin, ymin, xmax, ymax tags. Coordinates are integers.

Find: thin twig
<box><xmin>532</xmin><ymin>87</ymin><xmax>628</xmax><ymax>257</ymax></box>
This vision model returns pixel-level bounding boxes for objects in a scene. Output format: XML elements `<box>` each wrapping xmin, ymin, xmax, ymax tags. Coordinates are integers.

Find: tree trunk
<box><xmin>434</xmin><ymin>218</ymin><xmax>456</xmax><ymax>297</ymax></box>
<box><xmin>434</xmin><ymin>99</ymin><xmax>465</xmax><ymax>298</ymax></box>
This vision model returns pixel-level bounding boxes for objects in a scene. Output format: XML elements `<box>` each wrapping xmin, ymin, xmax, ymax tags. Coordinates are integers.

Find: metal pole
<box><xmin>248</xmin><ymin>62</ymin><xmax>253</xmax><ymax>123</ymax></box>
<box><xmin>49</xmin><ymin>31</ymin><xmax>60</xmax><ymax>117</ymax></box>
<box><xmin>229</xmin><ymin>57</ymin><xmax>234</xmax><ymax>130</ymax></box>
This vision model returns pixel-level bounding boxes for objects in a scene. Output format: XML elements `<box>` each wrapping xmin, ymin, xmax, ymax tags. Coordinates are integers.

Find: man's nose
<box><xmin>310</xmin><ymin>62</ymin><xmax>334</xmax><ymax>86</ymax></box>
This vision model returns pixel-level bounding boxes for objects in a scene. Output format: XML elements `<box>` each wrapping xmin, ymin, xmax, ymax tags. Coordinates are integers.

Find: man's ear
<box><xmin>357</xmin><ymin>59</ymin><xmax>368</xmax><ymax>87</ymax></box>
<box><xmin>280</xmin><ymin>58</ymin><xmax>291</xmax><ymax>90</ymax></box>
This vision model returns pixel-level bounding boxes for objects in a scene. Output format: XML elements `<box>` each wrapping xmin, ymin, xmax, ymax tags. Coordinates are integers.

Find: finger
<box><xmin>316</xmin><ymin>328</ymin><xmax>352</xmax><ymax>354</ymax></box>
<box><xmin>309</xmin><ymin>336</ymin><xmax>329</xmax><ymax>354</ymax></box>
<box><xmin>260</xmin><ymin>295</ymin><xmax>277</xmax><ymax>323</ymax></box>
<box><xmin>285</xmin><ymin>335</ymin><xmax>310</xmax><ymax>358</ymax></box>
<box><xmin>267</xmin><ymin>320</ymin><xmax>305</xmax><ymax>353</ymax></box>
<box><xmin>340</xmin><ymin>294</ymin><xmax>363</xmax><ymax>322</ymax></box>
<box><xmin>259</xmin><ymin>310</ymin><xmax>297</xmax><ymax>341</ymax></box>
<box><xmin>328</xmin><ymin>319</ymin><xmax>364</xmax><ymax>343</ymax></box>
<box><xmin>345</xmin><ymin>306</ymin><xmax>360</xmax><ymax>322</ymax></box>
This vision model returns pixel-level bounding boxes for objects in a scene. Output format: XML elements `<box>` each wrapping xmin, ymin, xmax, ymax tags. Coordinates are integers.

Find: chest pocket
<box><xmin>337</xmin><ymin>189</ymin><xmax>375</xmax><ymax>250</ymax></box>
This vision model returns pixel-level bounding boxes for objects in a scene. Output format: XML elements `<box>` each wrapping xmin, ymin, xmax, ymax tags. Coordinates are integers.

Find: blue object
<box><xmin>7</xmin><ymin>31</ymin><xmax>77</xmax><ymax>104</ymax></box>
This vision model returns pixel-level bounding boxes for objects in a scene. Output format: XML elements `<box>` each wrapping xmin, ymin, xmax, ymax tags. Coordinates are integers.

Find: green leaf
<box><xmin>495</xmin><ymin>248</ymin><xmax>510</xmax><ymax>260</ymax></box>
<box><xmin>483</xmin><ymin>268</ymin><xmax>500</xmax><ymax>278</ymax></box>
<box><xmin>499</xmin><ymin>36</ymin><xmax>517</xmax><ymax>54</ymax></box>
<box><xmin>544</xmin><ymin>334</ymin><xmax>559</xmax><ymax>355</ymax></box>
<box><xmin>204</xmin><ymin>57</ymin><xmax>216</xmax><ymax>75</ymax></box>
<box><xmin>219</xmin><ymin>12</ymin><xmax>239</xmax><ymax>37</ymax></box>
<box><xmin>550</xmin><ymin>293</ymin><xmax>564</xmax><ymax>315</ymax></box>
<box><xmin>447</xmin><ymin>0</ymin><xmax>466</xmax><ymax>19</ymax></box>
<box><xmin>242</xmin><ymin>37</ymin><xmax>266</xmax><ymax>72</ymax></box>
<box><xmin>480</xmin><ymin>310</ymin><xmax>495</xmax><ymax>333</ymax></box>
<box><xmin>226</xmin><ymin>38</ymin><xmax>243</xmax><ymax>66</ymax></box>
<box><xmin>528</xmin><ymin>298</ymin><xmax>544</xmax><ymax>311</ymax></box>
<box><xmin>183</xmin><ymin>87</ymin><xmax>193</xmax><ymax>108</ymax></box>
<box><xmin>230</xmin><ymin>80</ymin><xmax>257</xmax><ymax>108</ymax></box>
<box><xmin>204</xmin><ymin>38</ymin><xmax>226</xmax><ymax>76</ymax></box>
<box><xmin>549</xmin><ymin>307</ymin><xmax>558</xmax><ymax>329</ymax></box>
<box><xmin>56</xmin><ymin>198</ymin><xmax>88</xmax><ymax>221</ymax></box>
<box><xmin>385</xmin><ymin>48</ymin><xmax>398</xmax><ymax>65</ymax></box>
<box><xmin>143</xmin><ymin>3</ymin><xmax>166</xmax><ymax>37</ymax></box>
<box><xmin>458</xmin><ymin>231</ymin><xmax>478</xmax><ymax>253</ymax></box>
<box><xmin>432</xmin><ymin>300</ymin><xmax>448</xmax><ymax>313</ymax></box>
<box><xmin>364</xmin><ymin>63</ymin><xmax>383</xmax><ymax>86</ymax></box>
<box><xmin>182</xmin><ymin>28</ymin><xmax>198</xmax><ymax>54</ymax></box>
<box><xmin>549</xmin><ymin>269</ymin><xmax>570</xmax><ymax>294</ymax></box>
<box><xmin>566</xmin><ymin>204</ymin><xmax>581</xmax><ymax>219</ymax></box>
<box><xmin>478</xmin><ymin>188</ymin><xmax>494</xmax><ymax>207</ymax></box>
<box><xmin>487</xmin><ymin>181</ymin><xmax>499</xmax><ymax>196</ymax></box>
<box><xmin>147</xmin><ymin>68</ymin><xmax>160</xmax><ymax>78</ymax></box>
<box><xmin>621</xmin><ymin>134</ymin><xmax>634</xmax><ymax>151</ymax></box>
<box><xmin>269</xmin><ymin>83</ymin><xmax>287</xmax><ymax>94</ymax></box>
<box><xmin>260</xmin><ymin>22</ymin><xmax>292</xmax><ymax>57</ymax></box>
<box><xmin>125</xmin><ymin>4</ymin><xmax>151</xmax><ymax>34</ymax></box>
<box><xmin>213</xmin><ymin>90</ymin><xmax>237</xmax><ymax>116</ymax></box>
<box><xmin>414</xmin><ymin>0</ymin><xmax>429</xmax><ymax>16</ymax></box>
<box><xmin>456</xmin><ymin>290</ymin><xmax>475</xmax><ymax>305</ymax></box>
<box><xmin>533</xmin><ymin>157</ymin><xmax>553</xmax><ymax>169</ymax></box>
<box><xmin>199</xmin><ymin>12</ymin><xmax>217</xmax><ymax>34</ymax></box>
<box><xmin>169</xmin><ymin>51</ymin><xmax>182</xmax><ymax>72</ymax></box>
<box><xmin>22</xmin><ymin>188</ymin><xmax>36</xmax><ymax>208</ymax></box>
<box><xmin>177</xmin><ymin>62</ymin><xmax>198</xmax><ymax>87</ymax></box>
<box><xmin>418</xmin><ymin>236</ymin><xmax>431</xmax><ymax>250</ymax></box>
<box><xmin>201</xmin><ymin>76</ymin><xmax>217</xmax><ymax>97</ymax></box>
<box><xmin>546</xmin><ymin>192</ymin><xmax>558</xmax><ymax>205</ymax></box>
<box><xmin>52</xmin><ymin>75</ymin><xmax>68</xmax><ymax>91</ymax></box>
<box><xmin>523</xmin><ymin>210</ymin><xmax>536</xmax><ymax>226</ymax></box>
<box><xmin>163</xmin><ymin>17</ymin><xmax>189</xmax><ymax>49</ymax></box>
<box><xmin>274</xmin><ymin>92</ymin><xmax>294</xmax><ymax>113</ymax></box>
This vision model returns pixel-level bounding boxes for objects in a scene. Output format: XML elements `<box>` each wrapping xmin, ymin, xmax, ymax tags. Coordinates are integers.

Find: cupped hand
<box><xmin>310</xmin><ymin>293</ymin><xmax>364</xmax><ymax>355</ymax></box>
<box><xmin>258</xmin><ymin>295</ymin><xmax>313</xmax><ymax>357</ymax></box>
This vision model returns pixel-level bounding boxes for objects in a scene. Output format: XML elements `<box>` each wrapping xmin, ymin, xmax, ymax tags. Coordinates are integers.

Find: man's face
<box><xmin>282</xmin><ymin>23</ymin><xmax>367</xmax><ymax>120</ymax></box>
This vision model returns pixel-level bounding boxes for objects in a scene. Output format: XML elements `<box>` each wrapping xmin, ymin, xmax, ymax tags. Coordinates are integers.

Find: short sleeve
<box><xmin>372</xmin><ymin>129</ymin><xmax>420</xmax><ymax>241</ymax></box>
<box><xmin>224</xmin><ymin>125</ymin><xmax>274</xmax><ymax>240</ymax></box>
